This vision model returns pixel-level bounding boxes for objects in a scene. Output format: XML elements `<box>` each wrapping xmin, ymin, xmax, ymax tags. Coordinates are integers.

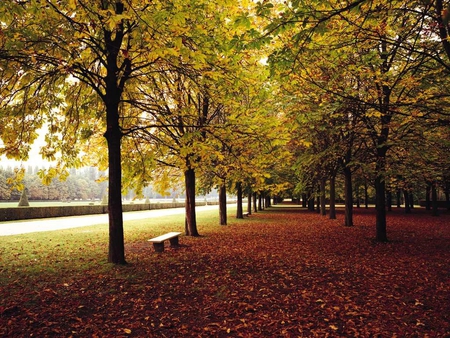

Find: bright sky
<box><xmin>0</xmin><ymin>128</ymin><xmax>51</xmax><ymax>168</ymax></box>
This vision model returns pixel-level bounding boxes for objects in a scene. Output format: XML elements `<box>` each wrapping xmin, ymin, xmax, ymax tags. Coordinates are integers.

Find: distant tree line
<box><xmin>0</xmin><ymin>165</ymin><xmax>107</xmax><ymax>201</ymax></box>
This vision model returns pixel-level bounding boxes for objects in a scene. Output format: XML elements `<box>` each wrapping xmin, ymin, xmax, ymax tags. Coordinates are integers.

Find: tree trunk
<box><xmin>316</xmin><ymin>192</ymin><xmax>320</xmax><ymax>214</ymax></box>
<box><xmin>329</xmin><ymin>175</ymin><xmax>336</xmax><ymax>219</ymax></box>
<box><xmin>104</xmin><ymin>97</ymin><xmax>126</xmax><ymax>264</ymax></box>
<box><xmin>404</xmin><ymin>190</ymin><xmax>411</xmax><ymax>214</ymax></box>
<box><xmin>302</xmin><ymin>193</ymin><xmax>307</xmax><ymax>208</ymax></box>
<box><xmin>184</xmin><ymin>167</ymin><xmax>199</xmax><ymax>236</ymax></box>
<box><xmin>396</xmin><ymin>189</ymin><xmax>401</xmax><ymax>208</ymax></box>
<box><xmin>258</xmin><ymin>194</ymin><xmax>262</xmax><ymax>211</ymax></box>
<box><xmin>426</xmin><ymin>183</ymin><xmax>431</xmax><ymax>210</ymax></box>
<box><xmin>432</xmin><ymin>181</ymin><xmax>439</xmax><ymax>216</ymax></box>
<box><xmin>265</xmin><ymin>195</ymin><xmax>271</xmax><ymax>208</ymax></box>
<box><xmin>307</xmin><ymin>191</ymin><xmax>315</xmax><ymax>211</ymax></box>
<box><xmin>364</xmin><ymin>179</ymin><xmax>369</xmax><ymax>209</ymax></box>
<box><xmin>219</xmin><ymin>184</ymin><xmax>227</xmax><ymax>225</ymax></box>
<box><xmin>320</xmin><ymin>178</ymin><xmax>326</xmax><ymax>216</ymax></box>
<box><xmin>236</xmin><ymin>182</ymin><xmax>243</xmax><ymax>219</ymax></box>
<box><xmin>247</xmin><ymin>191</ymin><xmax>252</xmax><ymax>215</ymax></box>
<box><xmin>386</xmin><ymin>190</ymin><xmax>392</xmax><ymax>212</ymax></box>
<box><xmin>356</xmin><ymin>184</ymin><xmax>360</xmax><ymax>208</ymax></box>
<box><xmin>436</xmin><ymin>0</ymin><xmax>450</xmax><ymax>64</ymax></box>
<box><xmin>343</xmin><ymin>166</ymin><xmax>353</xmax><ymax>226</ymax></box>
<box><xmin>445</xmin><ymin>182</ymin><xmax>450</xmax><ymax>210</ymax></box>
<box><xmin>374</xmin><ymin>152</ymin><xmax>389</xmax><ymax>243</ymax></box>
<box><xmin>374</xmin><ymin>35</ymin><xmax>391</xmax><ymax>242</ymax></box>
<box><xmin>253</xmin><ymin>192</ymin><xmax>257</xmax><ymax>212</ymax></box>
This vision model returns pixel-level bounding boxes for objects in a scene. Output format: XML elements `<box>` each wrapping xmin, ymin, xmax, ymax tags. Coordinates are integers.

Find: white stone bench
<box><xmin>148</xmin><ymin>232</ymin><xmax>182</xmax><ymax>252</ymax></box>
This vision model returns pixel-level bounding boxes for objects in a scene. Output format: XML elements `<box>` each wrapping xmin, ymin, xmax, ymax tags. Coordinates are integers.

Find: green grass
<box><xmin>0</xmin><ymin>207</ymin><xmax>236</xmax><ymax>284</ymax></box>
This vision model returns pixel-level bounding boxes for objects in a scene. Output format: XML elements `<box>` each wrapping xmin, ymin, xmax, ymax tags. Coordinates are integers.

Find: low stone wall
<box><xmin>0</xmin><ymin>201</ymin><xmax>217</xmax><ymax>222</ymax></box>
<box><xmin>418</xmin><ymin>200</ymin><xmax>449</xmax><ymax>208</ymax></box>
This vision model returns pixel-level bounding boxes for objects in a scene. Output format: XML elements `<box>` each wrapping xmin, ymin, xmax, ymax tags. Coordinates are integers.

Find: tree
<box><xmin>0</xmin><ymin>0</ymin><xmax>189</xmax><ymax>263</ymax></box>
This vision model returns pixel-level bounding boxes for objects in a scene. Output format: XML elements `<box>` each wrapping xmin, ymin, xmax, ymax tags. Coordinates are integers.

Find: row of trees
<box><xmin>1</xmin><ymin>1</ymin><xmax>449</xmax><ymax>264</ymax></box>
<box><xmin>1</xmin><ymin>0</ymin><xmax>289</xmax><ymax>263</ymax></box>
<box><xmin>258</xmin><ymin>0</ymin><xmax>450</xmax><ymax>239</ymax></box>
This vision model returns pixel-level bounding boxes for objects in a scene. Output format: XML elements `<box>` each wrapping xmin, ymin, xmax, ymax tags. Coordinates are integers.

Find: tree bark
<box><xmin>426</xmin><ymin>183</ymin><xmax>431</xmax><ymax>210</ymax></box>
<box><xmin>247</xmin><ymin>191</ymin><xmax>252</xmax><ymax>215</ymax></box>
<box><xmin>219</xmin><ymin>183</ymin><xmax>227</xmax><ymax>225</ymax></box>
<box><xmin>374</xmin><ymin>146</ymin><xmax>389</xmax><ymax>242</ymax></box>
<box><xmin>253</xmin><ymin>192</ymin><xmax>257</xmax><ymax>213</ymax></box>
<box><xmin>320</xmin><ymin>178</ymin><xmax>326</xmax><ymax>216</ymax></box>
<box><xmin>105</xmin><ymin>107</ymin><xmax>126</xmax><ymax>264</ymax></box>
<box><xmin>374</xmin><ymin>35</ymin><xmax>391</xmax><ymax>242</ymax></box>
<box><xmin>364</xmin><ymin>179</ymin><xmax>369</xmax><ymax>209</ymax></box>
<box><xmin>404</xmin><ymin>190</ymin><xmax>411</xmax><ymax>214</ymax></box>
<box><xmin>386</xmin><ymin>190</ymin><xmax>392</xmax><ymax>212</ymax></box>
<box><xmin>329</xmin><ymin>175</ymin><xmax>336</xmax><ymax>219</ymax></box>
<box><xmin>436</xmin><ymin>0</ymin><xmax>450</xmax><ymax>65</ymax></box>
<box><xmin>103</xmin><ymin>2</ymin><xmax>132</xmax><ymax>264</ymax></box>
<box><xmin>343</xmin><ymin>166</ymin><xmax>353</xmax><ymax>226</ymax></box>
<box><xmin>265</xmin><ymin>194</ymin><xmax>271</xmax><ymax>208</ymax></box>
<box><xmin>302</xmin><ymin>193</ymin><xmax>307</xmax><ymax>208</ymax></box>
<box><xmin>236</xmin><ymin>182</ymin><xmax>243</xmax><ymax>219</ymax></box>
<box><xmin>432</xmin><ymin>181</ymin><xmax>439</xmax><ymax>216</ymax></box>
<box><xmin>184</xmin><ymin>167</ymin><xmax>199</xmax><ymax>236</ymax></box>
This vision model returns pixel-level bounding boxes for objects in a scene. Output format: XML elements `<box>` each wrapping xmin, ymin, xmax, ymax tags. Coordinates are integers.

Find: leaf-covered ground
<box><xmin>1</xmin><ymin>206</ymin><xmax>449</xmax><ymax>337</ymax></box>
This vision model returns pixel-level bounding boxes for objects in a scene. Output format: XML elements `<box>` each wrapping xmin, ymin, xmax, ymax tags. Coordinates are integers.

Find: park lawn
<box><xmin>1</xmin><ymin>206</ymin><xmax>449</xmax><ymax>337</ymax></box>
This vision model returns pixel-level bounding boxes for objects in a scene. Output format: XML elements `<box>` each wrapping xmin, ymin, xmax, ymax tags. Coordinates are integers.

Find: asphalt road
<box><xmin>0</xmin><ymin>204</ymin><xmax>219</xmax><ymax>236</ymax></box>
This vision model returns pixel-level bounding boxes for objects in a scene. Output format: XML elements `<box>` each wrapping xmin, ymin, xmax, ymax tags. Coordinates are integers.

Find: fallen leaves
<box><xmin>1</xmin><ymin>207</ymin><xmax>449</xmax><ymax>337</ymax></box>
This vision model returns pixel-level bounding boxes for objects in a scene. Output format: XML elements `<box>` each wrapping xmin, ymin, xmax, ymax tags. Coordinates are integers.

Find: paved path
<box><xmin>0</xmin><ymin>205</ymin><xmax>219</xmax><ymax>236</ymax></box>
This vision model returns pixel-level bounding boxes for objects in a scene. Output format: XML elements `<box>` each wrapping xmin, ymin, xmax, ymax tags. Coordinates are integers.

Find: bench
<box><xmin>148</xmin><ymin>232</ymin><xmax>182</xmax><ymax>252</ymax></box>
<box><xmin>244</xmin><ymin>212</ymin><xmax>250</xmax><ymax>217</ymax></box>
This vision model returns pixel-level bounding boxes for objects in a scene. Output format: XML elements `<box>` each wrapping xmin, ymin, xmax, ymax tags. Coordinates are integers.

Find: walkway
<box><xmin>0</xmin><ymin>204</ymin><xmax>219</xmax><ymax>236</ymax></box>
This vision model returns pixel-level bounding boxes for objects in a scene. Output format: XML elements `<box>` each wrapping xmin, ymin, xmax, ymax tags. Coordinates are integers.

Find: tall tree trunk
<box><xmin>356</xmin><ymin>183</ymin><xmax>360</xmax><ymax>208</ymax></box>
<box><xmin>364</xmin><ymin>179</ymin><xmax>369</xmax><ymax>208</ymax></box>
<box><xmin>253</xmin><ymin>192</ymin><xmax>258</xmax><ymax>212</ymax></box>
<box><xmin>219</xmin><ymin>184</ymin><xmax>227</xmax><ymax>225</ymax></box>
<box><xmin>258</xmin><ymin>194</ymin><xmax>263</xmax><ymax>211</ymax></box>
<box><xmin>307</xmin><ymin>191</ymin><xmax>315</xmax><ymax>211</ymax></box>
<box><xmin>426</xmin><ymin>183</ymin><xmax>431</xmax><ymax>210</ymax></box>
<box><xmin>386</xmin><ymin>190</ymin><xmax>392</xmax><ymax>212</ymax></box>
<box><xmin>396</xmin><ymin>189</ymin><xmax>401</xmax><ymax>208</ymax></box>
<box><xmin>236</xmin><ymin>182</ymin><xmax>243</xmax><ymax>219</ymax></box>
<box><xmin>103</xmin><ymin>5</ymin><xmax>130</xmax><ymax>264</ymax></box>
<box><xmin>432</xmin><ymin>181</ymin><xmax>439</xmax><ymax>216</ymax></box>
<box><xmin>265</xmin><ymin>195</ymin><xmax>271</xmax><ymax>208</ymax></box>
<box><xmin>445</xmin><ymin>182</ymin><xmax>450</xmax><ymax>210</ymax></box>
<box><xmin>374</xmin><ymin>145</ymin><xmax>390</xmax><ymax>241</ymax></box>
<box><xmin>302</xmin><ymin>193</ymin><xmax>307</xmax><ymax>208</ymax></box>
<box><xmin>316</xmin><ymin>188</ymin><xmax>320</xmax><ymax>214</ymax></box>
<box><xmin>343</xmin><ymin>166</ymin><xmax>353</xmax><ymax>226</ymax></box>
<box><xmin>404</xmin><ymin>190</ymin><xmax>411</xmax><ymax>214</ymax></box>
<box><xmin>436</xmin><ymin>0</ymin><xmax>450</xmax><ymax>64</ymax></box>
<box><xmin>320</xmin><ymin>178</ymin><xmax>326</xmax><ymax>216</ymax></box>
<box><xmin>329</xmin><ymin>175</ymin><xmax>336</xmax><ymax>219</ymax></box>
<box><xmin>184</xmin><ymin>167</ymin><xmax>199</xmax><ymax>236</ymax></box>
<box><xmin>247</xmin><ymin>191</ymin><xmax>252</xmax><ymax>215</ymax></box>
<box><xmin>105</xmin><ymin>117</ymin><xmax>126</xmax><ymax>264</ymax></box>
<box><xmin>374</xmin><ymin>35</ymin><xmax>391</xmax><ymax>242</ymax></box>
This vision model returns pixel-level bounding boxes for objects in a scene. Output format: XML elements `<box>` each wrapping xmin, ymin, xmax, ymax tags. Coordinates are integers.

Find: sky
<box><xmin>0</xmin><ymin>129</ymin><xmax>51</xmax><ymax>168</ymax></box>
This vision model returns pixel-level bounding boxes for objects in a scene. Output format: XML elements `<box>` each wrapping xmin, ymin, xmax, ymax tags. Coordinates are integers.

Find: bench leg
<box><xmin>153</xmin><ymin>242</ymin><xmax>164</xmax><ymax>253</ymax></box>
<box><xmin>169</xmin><ymin>236</ymin><xmax>179</xmax><ymax>248</ymax></box>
